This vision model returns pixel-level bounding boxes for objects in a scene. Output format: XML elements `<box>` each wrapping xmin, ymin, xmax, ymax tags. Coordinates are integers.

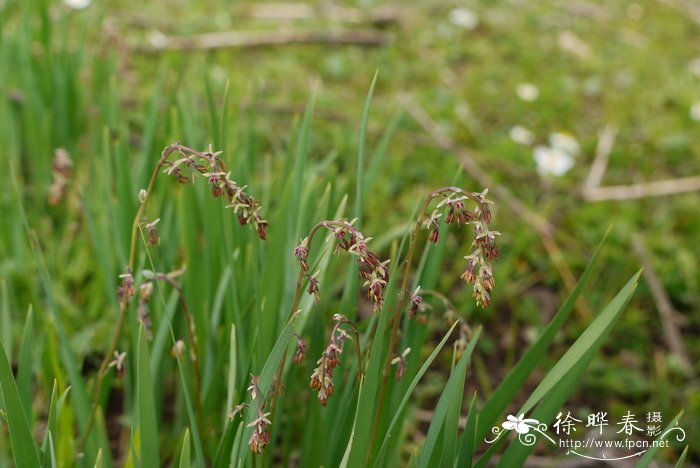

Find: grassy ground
<box><xmin>0</xmin><ymin>0</ymin><xmax>698</xmax><ymax>465</ymax></box>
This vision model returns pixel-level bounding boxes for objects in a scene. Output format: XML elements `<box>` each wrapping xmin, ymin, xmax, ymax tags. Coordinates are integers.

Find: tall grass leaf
<box><xmin>364</xmin><ymin>109</ymin><xmax>401</xmax><ymax>200</ymax></box>
<box><xmin>355</xmin><ymin>69</ymin><xmax>378</xmax><ymax>223</ymax></box>
<box><xmin>226</xmin><ymin>323</ymin><xmax>237</xmax><ymax>420</ymax></box>
<box><xmin>339</xmin><ymin>378</ymin><xmax>364</xmax><ymax>468</ymax></box>
<box><xmin>94</xmin><ymin>449</ymin><xmax>103</xmax><ymax>468</ymax></box>
<box><xmin>476</xmin><ymin>233</ymin><xmax>608</xmax><ymax>441</ymax></box>
<box><xmin>456</xmin><ymin>393</ymin><xmax>478</xmax><ymax>468</ymax></box>
<box><xmin>519</xmin><ymin>271</ymin><xmax>640</xmax><ymax>415</ymax></box>
<box><xmin>18</xmin><ymin>305</ymin><xmax>33</xmax><ymax>422</ymax></box>
<box><xmin>375</xmin><ymin>320</ymin><xmax>460</xmax><ymax>467</ymax></box>
<box><xmin>340</xmin><ymin>71</ymin><xmax>378</xmax><ymax>310</ymax></box>
<box><xmin>441</xmin><ymin>351</ymin><xmax>467</xmax><ymax>467</ymax></box>
<box><xmin>0</xmin><ymin>339</ymin><xmax>40</xmax><ymax>467</ymax></box>
<box><xmin>46</xmin><ymin>432</ymin><xmax>56</xmax><ymax>468</ymax></box>
<box><xmin>674</xmin><ymin>446</ymin><xmax>688</xmax><ymax>467</ymax></box>
<box><xmin>10</xmin><ymin>165</ymin><xmax>110</xmax><ymax>465</ymax></box>
<box><xmin>237</xmin><ymin>313</ymin><xmax>298</xmax><ymax>463</ymax></box>
<box><xmin>636</xmin><ymin>410</ymin><xmax>683</xmax><ymax>467</ymax></box>
<box><xmin>495</xmin><ymin>271</ymin><xmax>641</xmax><ymax>466</ymax></box>
<box><xmin>42</xmin><ymin>379</ymin><xmax>69</xmax><ymax>467</ymax></box>
<box><xmin>347</xmin><ymin>248</ymin><xmax>401</xmax><ymax>467</ymax></box>
<box><xmin>137</xmin><ymin>325</ymin><xmax>160</xmax><ymax>468</ymax></box>
<box><xmin>179</xmin><ymin>429</ymin><xmax>191</xmax><ymax>468</ymax></box>
<box><xmin>417</xmin><ymin>327</ymin><xmax>481</xmax><ymax>468</ymax></box>
<box><xmin>0</xmin><ymin>282</ymin><xmax>11</xmax><ymax>363</ymax></box>
<box><xmin>41</xmin><ymin>381</ymin><xmax>58</xmax><ymax>464</ymax></box>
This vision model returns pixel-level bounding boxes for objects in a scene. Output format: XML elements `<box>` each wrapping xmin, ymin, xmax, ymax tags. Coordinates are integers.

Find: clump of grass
<box><xmin>79</xmin><ymin>142</ymin><xmax>268</xmax><ymax>451</ymax></box>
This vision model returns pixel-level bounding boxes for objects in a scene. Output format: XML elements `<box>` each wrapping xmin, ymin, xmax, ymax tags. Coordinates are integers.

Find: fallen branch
<box><xmin>583</xmin><ymin>124</ymin><xmax>617</xmax><ymax>190</ymax></box>
<box><xmin>631</xmin><ymin>236</ymin><xmax>694</xmax><ymax>376</ymax></box>
<box><xmin>237</xmin><ymin>3</ymin><xmax>401</xmax><ymax>26</ymax></box>
<box><xmin>582</xmin><ymin>175</ymin><xmax>700</xmax><ymax>201</ymax></box>
<box><xmin>401</xmin><ymin>93</ymin><xmax>592</xmax><ymax>319</ymax></box>
<box><xmin>136</xmin><ymin>29</ymin><xmax>388</xmax><ymax>53</ymax></box>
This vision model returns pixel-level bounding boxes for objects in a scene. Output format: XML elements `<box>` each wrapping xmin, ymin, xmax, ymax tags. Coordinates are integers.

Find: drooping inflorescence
<box><xmin>161</xmin><ymin>144</ymin><xmax>268</xmax><ymax>240</ymax></box>
<box><xmin>309</xmin><ymin>314</ymin><xmax>357</xmax><ymax>406</ymax></box>
<box><xmin>423</xmin><ymin>188</ymin><xmax>499</xmax><ymax>307</ymax></box>
<box><xmin>293</xmin><ymin>219</ymin><xmax>389</xmax><ymax>311</ymax></box>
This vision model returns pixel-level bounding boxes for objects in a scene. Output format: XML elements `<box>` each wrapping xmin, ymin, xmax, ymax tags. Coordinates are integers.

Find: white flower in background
<box><xmin>502</xmin><ymin>414</ymin><xmax>540</xmax><ymax>434</ymax></box>
<box><xmin>689</xmin><ymin>58</ymin><xmax>700</xmax><ymax>77</ymax></box>
<box><xmin>64</xmin><ymin>0</ymin><xmax>90</xmax><ymax>9</ymax></box>
<box><xmin>509</xmin><ymin>125</ymin><xmax>535</xmax><ymax>146</ymax></box>
<box><xmin>549</xmin><ymin>132</ymin><xmax>580</xmax><ymax>156</ymax></box>
<box><xmin>448</xmin><ymin>8</ymin><xmax>479</xmax><ymax>30</ymax></box>
<box><xmin>690</xmin><ymin>102</ymin><xmax>700</xmax><ymax>121</ymax></box>
<box><xmin>147</xmin><ymin>30</ymin><xmax>169</xmax><ymax>49</ymax></box>
<box><xmin>516</xmin><ymin>83</ymin><xmax>539</xmax><ymax>102</ymax></box>
<box><xmin>533</xmin><ymin>145</ymin><xmax>574</xmax><ymax>176</ymax></box>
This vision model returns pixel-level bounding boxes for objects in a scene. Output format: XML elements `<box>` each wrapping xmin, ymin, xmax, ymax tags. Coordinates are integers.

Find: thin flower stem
<box><xmin>161</xmin><ymin>276</ymin><xmax>204</xmax><ymax>429</ymax></box>
<box><xmin>368</xmin><ymin>186</ymin><xmax>485</xmax><ymax>458</ymax></box>
<box><xmin>78</xmin><ymin>146</ymin><xmax>175</xmax><ymax>452</ymax></box>
<box><xmin>287</xmin><ymin>220</ymin><xmax>356</xmax><ymax>320</ymax></box>
<box><xmin>272</xmin><ymin>220</ymin><xmax>364</xmax><ymax>401</ymax></box>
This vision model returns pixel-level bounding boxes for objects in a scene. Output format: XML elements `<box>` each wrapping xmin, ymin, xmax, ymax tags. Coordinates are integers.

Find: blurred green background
<box><xmin>1</xmin><ymin>0</ymin><xmax>698</xmax><ymax>464</ymax></box>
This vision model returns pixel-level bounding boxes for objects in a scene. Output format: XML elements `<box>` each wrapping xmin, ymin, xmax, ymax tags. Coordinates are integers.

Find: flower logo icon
<box><xmin>502</xmin><ymin>414</ymin><xmax>540</xmax><ymax>434</ymax></box>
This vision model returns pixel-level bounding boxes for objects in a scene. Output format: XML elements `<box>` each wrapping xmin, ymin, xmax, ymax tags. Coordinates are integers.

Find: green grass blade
<box><xmin>137</xmin><ymin>325</ymin><xmax>160</xmax><ymax>468</ymax></box>
<box><xmin>674</xmin><ymin>446</ymin><xmax>689</xmax><ymax>467</ymax></box>
<box><xmin>179</xmin><ymin>429</ymin><xmax>191</xmax><ymax>468</ymax></box>
<box><xmin>418</xmin><ymin>327</ymin><xmax>481</xmax><ymax>468</ymax></box>
<box><xmin>347</xmin><ymin>250</ymin><xmax>401</xmax><ymax>467</ymax></box>
<box><xmin>495</xmin><ymin>271</ymin><xmax>641</xmax><ymax>466</ymax></box>
<box><xmin>0</xmin><ymin>339</ymin><xmax>40</xmax><ymax>467</ymax></box>
<box><xmin>519</xmin><ymin>271</ymin><xmax>641</xmax><ymax>415</ymax></box>
<box><xmin>0</xmin><ymin>282</ymin><xmax>11</xmax><ymax>364</ymax></box>
<box><xmin>441</xmin><ymin>351</ymin><xmax>467</xmax><ymax>468</ymax></box>
<box><xmin>237</xmin><ymin>313</ymin><xmax>298</xmax><ymax>462</ymax></box>
<box><xmin>46</xmin><ymin>432</ymin><xmax>56</xmax><ymax>468</ymax></box>
<box><xmin>375</xmin><ymin>320</ymin><xmax>460</xmax><ymax>466</ymax></box>
<box><xmin>355</xmin><ymin>69</ymin><xmax>378</xmax><ymax>222</ymax></box>
<box><xmin>456</xmin><ymin>393</ymin><xmax>478</xmax><ymax>468</ymax></box>
<box><xmin>339</xmin><ymin>378</ymin><xmax>364</xmax><ymax>468</ymax></box>
<box><xmin>225</xmin><ymin>323</ymin><xmax>237</xmax><ymax>418</ymax></box>
<box><xmin>17</xmin><ymin>305</ymin><xmax>34</xmax><ymax>422</ymax></box>
<box><xmin>476</xmin><ymin>233</ymin><xmax>608</xmax><ymax>441</ymax></box>
<box><xmin>635</xmin><ymin>410</ymin><xmax>683</xmax><ymax>467</ymax></box>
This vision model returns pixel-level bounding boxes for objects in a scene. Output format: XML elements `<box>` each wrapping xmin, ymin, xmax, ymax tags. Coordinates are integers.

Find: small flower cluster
<box><xmin>117</xmin><ymin>269</ymin><xmax>135</xmax><ymax>307</ymax></box>
<box><xmin>310</xmin><ymin>314</ymin><xmax>354</xmax><ymax>406</ymax></box>
<box><xmin>48</xmin><ymin>148</ymin><xmax>72</xmax><ymax>205</ymax></box>
<box><xmin>142</xmin><ymin>218</ymin><xmax>160</xmax><ymax>246</ymax></box>
<box><xmin>407</xmin><ymin>286</ymin><xmax>424</xmax><ymax>319</ymax></box>
<box><xmin>391</xmin><ymin>347</ymin><xmax>411</xmax><ymax>381</ymax></box>
<box><xmin>137</xmin><ymin>281</ymin><xmax>154</xmax><ymax>338</ymax></box>
<box><xmin>293</xmin><ymin>220</ymin><xmax>389</xmax><ymax>310</ymax></box>
<box><xmin>161</xmin><ymin>144</ymin><xmax>268</xmax><ymax>240</ymax></box>
<box><xmin>244</xmin><ymin>375</ymin><xmax>272</xmax><ymax>453</ymax></box>
<box><xmin>424</xmin><ymin>189</ymin><xmax>499</xmax><ymax>307</ymax></box>
<box><xmin>292</xmin><ymin>334</ymin><xmax>306</xmax><ymax>364</ymax></box>
<box><xmin>108</xmin><ymin>351</ymin><xmax>127</xmax><ymax>378</ymax></box>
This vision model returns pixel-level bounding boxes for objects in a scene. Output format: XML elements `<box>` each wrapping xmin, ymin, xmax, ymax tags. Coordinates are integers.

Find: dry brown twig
<box><xmin>582</xmin><ymin>123</ymin><xmax>700</xmax><ymax>201</ymax></box>
<box><xmin>631</xmin><ymin>236</ymin><xmax>694</xmax><ymax>376</ymax></box>
<box><xmin>582</xmin><ymin>175</ymin><xmax>700</xmax><ymax>201</ymax></box>
<box><xmin>136</xmin><ymin>29</ymin><xmax>388</xmax><ymax>53</ymax></box>
<box><xmin>400</xmin><ymin>93</ymin><xmax>593</xmax><ymax>319</ymax></box>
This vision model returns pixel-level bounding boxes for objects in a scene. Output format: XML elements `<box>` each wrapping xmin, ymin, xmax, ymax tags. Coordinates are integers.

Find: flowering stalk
<box><xmin>147</xmin><ymin>270</ymin><xmax>203</xmax><ymax>427</ymax></box>
<box><xmin>309</xmin><ymin>314</ymin><xmax>362</xmax><ymax>406</ymax></box>
<box><xmin>79</xmin><ymin>143</ymin><xmax>266</xmax><ymax>451</ymax></box>
<box><xmin>289</xmin><ymin>219</ymin><xmax>389</xmax><ymax>318</ymax></box>
<box><xmin>369</xmin><ymin>186</ymin><xmax>497</xmax><ymax>454</ymax></box>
